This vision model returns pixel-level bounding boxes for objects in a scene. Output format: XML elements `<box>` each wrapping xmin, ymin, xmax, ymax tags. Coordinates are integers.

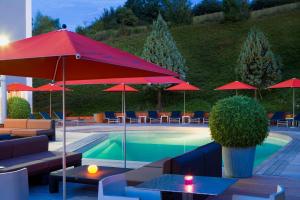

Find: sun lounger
<box><xmin>29</xmin><ymin>113</ymin><xmax>35</xmax><ymax>119</ymax></box>
<box><xmin>105</xmin><ymin>112</ymin><xmax>119</xmax><ymax>124</ymax></box>
<box><xmin>190</xmin><ymin>111</ymin><xmax>205</xmax><ymax>124</ymax></box>
<box><xmin>39</xmin><ymin>111</ymin><xmax>51</xmax><ymax>120</ymax></box>
<box><xmin>294</xmin><ymin>113</ymin><xmax>300</xmax><ymax>127</ymax></box>
<box><xmin>148</xmin><ymin>111</ymin><xmax>160</xmax><ymax>124</ymax></box>
<box><xmin>270</xmin><ymin>112</ymin><xmax>288</xmax><ymax>127</ymax></box>
<box><xmin>126</xmin><ymin>111</ymin><xmax>139</xmax><ymax>124</ymax></box>
<box><xmin>169</xmin><ymin>111</ymin><xmax>181</xmax><ymax>123</ymax></box>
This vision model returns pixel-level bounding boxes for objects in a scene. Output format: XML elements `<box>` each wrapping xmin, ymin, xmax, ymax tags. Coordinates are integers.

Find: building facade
<box><xmin>0</xmin><ymin>0</ymin><xmax>33</xmax><ymax>123</ymax></box>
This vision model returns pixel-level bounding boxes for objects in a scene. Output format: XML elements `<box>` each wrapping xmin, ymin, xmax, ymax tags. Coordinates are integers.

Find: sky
<box><xmin>32</xmin><ymin>0</ymin><xmax>199</xmax><ymax>30</ymax></box>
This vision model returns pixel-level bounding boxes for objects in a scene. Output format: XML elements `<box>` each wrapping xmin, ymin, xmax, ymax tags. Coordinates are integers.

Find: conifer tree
<box><xmin>142</xmin><ymin>14</ymin><xmax>187</xmax><ymax>110</ymax></box>
<box><xmin>237</xmin><ymin>28</ymin><xmax>282</xmax><ymax>92</ymax></box>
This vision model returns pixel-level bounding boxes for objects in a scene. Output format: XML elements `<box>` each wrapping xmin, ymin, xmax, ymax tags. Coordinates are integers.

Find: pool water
<box><xmin>83</xmin><ymin>131</ymin><xmax>288</xmax><ymax>167</ymax></box>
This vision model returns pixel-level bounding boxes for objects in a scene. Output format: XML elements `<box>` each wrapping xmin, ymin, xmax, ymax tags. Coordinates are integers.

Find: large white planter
<box><xmin>222</xmin><ymin>146</ymin><xmax>256</xmax><ymax>178</ymax></box>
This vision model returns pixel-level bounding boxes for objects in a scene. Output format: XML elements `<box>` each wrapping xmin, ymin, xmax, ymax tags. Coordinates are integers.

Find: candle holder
<box><xmin>87</xmin><ymin>164</ymin><xmax>98</xmax><ymax>174</ymax></box>
<box><xmin>184</xmin><ymin>175</ymin><xmax>193</xmax><ymax>185</ymax></box>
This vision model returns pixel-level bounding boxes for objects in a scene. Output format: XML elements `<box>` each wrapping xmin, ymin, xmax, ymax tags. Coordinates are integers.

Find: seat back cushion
<box><xmin>4</xmin><ymin>119</ymin><xmax>27</xmax><ymax>129</ymax></box>
<box><xmin>27</xmin><ymin>120</ymin><xmax>52</xmax><ymax>129</ymax></box>
<box><xmin>0</xmin><ymin>140</ymin><xmax>14</xmax><ymax>160</ymax></box>
<box><xmin>12</xmin><ymin>136</ymin><xmax>49</xmax><ymax>157</ymax></box>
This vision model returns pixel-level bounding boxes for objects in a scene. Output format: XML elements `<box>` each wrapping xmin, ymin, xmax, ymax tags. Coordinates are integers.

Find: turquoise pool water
<box><xmin>83</xmin><ymin>131</ymin><xmax>289</xmax><ymax>167</ymax></box>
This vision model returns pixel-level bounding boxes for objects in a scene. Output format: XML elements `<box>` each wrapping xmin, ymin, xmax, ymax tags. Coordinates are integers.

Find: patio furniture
<box><xmin>0</xmin><ymin>119</ymin><xmax>56</xmax><ymax>141</ymax></box>
<box><xmin>39</xmin><ymin>111</ymin><xmax>52</xmax><ymax>120</ymax></box>
<box><xmin>105</xmin><ymin>112</ymin><xmax>120</xmax><ymax>124</ymax></box>
<box><xmin>294</xmin><ymin>113</ymin><xmax>300</xmax><ymax>127</ymax></box>
<box><xmin>270</xmin><ymin>112</ymin><xmax>288</xmax><ymax>127</ymax></box>
<box><xmin>99</xmin><ymin>173</ymin><xmax>161</xmax><ymax>200</ymax></box>
<box><xmin>29</xmin><ymin>113</ymin><xmax>35</xmax><ymax>119</ymax></box>
<box><xmin>0</xmin><ymin>168</ymin><xmax>29</xmax><ymax>200</ymax></box>
<box><xmin>0</xmin><ymin>134</ymin><xmax>11</xmax><ymax>140</ymax></box>
<box><xmin>0</xmin><ymin>136</ymin><xmax>82</xmax><ymax>177</ymax></box>
<box><xmin>138</xmin><ymin>115</ymin><xmax>147</xmax><ymax>123</ymax></box>
<box><xmin>232</xmin><ymin>185</ymin><xmax>285</xmax><ymax>200</ymax></box>
<box><xmin>54</xmin><ymin>111</ymin><xmax>80</xmax><ymax>126</ymax></box>
<box><xmin>50</xmin><ymin>165</ymin><xmax>131</xmax><ymax>193</ymax></box>
<box><xmin>190</xmin><ymin>111</ymin><xmax>205</xmax><ymax>124</ymax></box>
<box><xmin>181</xmin><ymin>115</ymin><xmax>191</xmax><ymax>124</ymax></box>
<box><xmin>148</xmin><ymin>111</ymin><xmax>161</xmax><ymax>124</ymax></box>
<box><xmin>135</xmin><ymin>174</ymin><xmax>237</xmax><ymax>200</ymax></box>
<box><xmin>126</xmin><ymin>111</ymin><xmax>139</xmax><ymax>123</ymax></box>
<box><xmin>169</xmin><ymin>111</ymin><xmax>182</xmax><ymax>123</ymax></box>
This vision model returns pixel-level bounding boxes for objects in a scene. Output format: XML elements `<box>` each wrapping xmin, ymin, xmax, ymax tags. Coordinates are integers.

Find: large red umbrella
<box><xmin>268</xmin><ymin>78</ymin><xmax>300</xmax><ymax>125</ymax></box>
<box><xmin>56</xmin><ymin>76</ymin><xmax>184</xmax><ymax>85</ymax></box>
<box><xmin>0</xmin><ymin>28</ymin><xmax>177</xmax><ymax>200</ymax></box>
<box><xmin>165</xmin><ymin>82</ymin><xmax>200</xmax><ymax>115</ymax></box>
<box><xmin>7</xmin><ymin>83</ymin><xmax>36</xmax><ymax>91</ymax></box>
<box><xmin>36</xmin><ymin>83</ymin><xmax>71</xmax><ymax>117</ymax></box>
<box><xmin>215</xmin><ymin>81</ymin><xmax>257</xmax><ymax>95</ymax></box>
<box><xmin>104</xmin><ymin>84</ymin><xmax>138</xmax><ymax>166</ymax></box>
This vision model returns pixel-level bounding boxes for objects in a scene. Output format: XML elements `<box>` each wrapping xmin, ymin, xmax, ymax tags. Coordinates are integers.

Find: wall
<box><xmin>0</xmin><ymin>0</ymin><xmax>32</xmax><ymax>122</ymax></box>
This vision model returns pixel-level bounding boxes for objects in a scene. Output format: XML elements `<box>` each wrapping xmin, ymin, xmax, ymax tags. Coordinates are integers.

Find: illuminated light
<box><xmin>0</xmin><ymin>35</ymin><xmax>10</xmax><ymax>46</ymax></box>
<box><xmin>184</xmin><ymin>175</ymin><xmax>194</xmax><ymax>185</ymax></box>
<box><xmin>184</xmin><ymin>184</ymin><xmax>194</xmax><ymax>193</ymax></box>
<box><xmin>87</xmin><ymin>165</ymin><xmax>98</xmax><ymax>174</ymax></box>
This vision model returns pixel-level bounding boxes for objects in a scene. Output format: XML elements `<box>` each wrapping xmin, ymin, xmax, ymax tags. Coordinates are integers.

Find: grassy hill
<box><xmin>34</xmin><ymin>10</ymin><xmax>300</xmax><ymax>115</ymax></box>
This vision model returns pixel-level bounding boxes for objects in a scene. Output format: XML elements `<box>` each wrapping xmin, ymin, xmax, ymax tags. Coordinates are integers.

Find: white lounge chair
<box><xmin>98</xmin><ymin>173</ymin><xmax>161</xmax><ymax>200</ymax></box>
<box><xmin>232</xmin><ymin>185</ymin><xmax>285</xmax><ymax>200</ymax></box>
<box><xmin>0</xmin><ymin>168</ymin><xmax>29</xmax><ymax>200</ymax></box>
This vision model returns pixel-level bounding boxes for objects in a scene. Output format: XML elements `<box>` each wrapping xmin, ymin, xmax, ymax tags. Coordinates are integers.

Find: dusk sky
<box><xmin>33</xmin><ymin>0</ymin><xmax>200</xmax><ymax>30</ymax></box>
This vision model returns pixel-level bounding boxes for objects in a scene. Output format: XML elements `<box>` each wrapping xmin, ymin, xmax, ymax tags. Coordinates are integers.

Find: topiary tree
<box><xmin>7</xmin><ymin>97</ymin><xmax>31</xmax><ymax>119</ymax></box>
<box><xmin>210</xmin><ymin>96</ymin><xmax>268</xmax><ymax>147</ymax></box>
<box><xmin>142</xmin><ymin>14</ymin><xmax>187</xmax><ymax>110</ymax></box>
<box><xmin>237</xmin><ymin>28</ymin><xmax>282</xmax><ymax>94</ymax></box>
<box><xmin>223</xmin><ymin>0</ymin><xmax>249</xmax><ymax>22</ymax></box>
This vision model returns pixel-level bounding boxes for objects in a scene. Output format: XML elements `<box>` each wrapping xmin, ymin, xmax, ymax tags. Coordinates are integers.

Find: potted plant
<box><xmin>209</xmin><ymin>96</ymin><xmax>268</xmax><ymax>178</ymax></box>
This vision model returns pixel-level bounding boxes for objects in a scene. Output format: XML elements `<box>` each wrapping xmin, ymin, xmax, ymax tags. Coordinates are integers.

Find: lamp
<box><xmin>0</xmin><ymin>35</ymin><xmax>10</xmax><ymax>46</ymax></box>
<box><xmin>87</xmin><ymin>164</ymin><xmax>98</xmax><ymax>174</ymax></box>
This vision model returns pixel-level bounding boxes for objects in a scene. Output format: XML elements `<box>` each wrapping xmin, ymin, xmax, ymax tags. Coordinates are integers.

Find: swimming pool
<box><xmin>83</xmin><ymin>130</ymin><xmax>289</xmax><ymax>167</ymax></box>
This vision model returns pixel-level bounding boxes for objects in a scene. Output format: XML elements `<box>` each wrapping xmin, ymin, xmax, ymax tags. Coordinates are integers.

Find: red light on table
<box><xmin>184</xmin><ymin>175</ymin><xmax>193</xmax><ymax>185</ymax></box>
<box><xmin>184</xmin><ymin>184</ymin><xmax>194</xmax><ymax>193</ymax></box>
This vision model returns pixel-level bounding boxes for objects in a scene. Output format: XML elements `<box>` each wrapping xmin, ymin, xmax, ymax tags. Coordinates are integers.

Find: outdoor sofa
<box><xmin>0</xmin><ymin>136</ymin><xmax>82</xmax><ymax>177</ymax></box>
<box><xmin>125</xmin><ymin>142</ymin><xmax>222</xmax><ymax>200</ymax></box>
<box><xmin>0</xmin><ymin>119</ymin><xmax>56</xmax><ymax>141</ymax></box>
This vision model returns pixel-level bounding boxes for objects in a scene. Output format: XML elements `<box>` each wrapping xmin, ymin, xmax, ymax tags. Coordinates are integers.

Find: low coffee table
<box><xmin>49</xmin><ymin>165</ymin><xmax>131</xmax><ymax>193</ymax></box>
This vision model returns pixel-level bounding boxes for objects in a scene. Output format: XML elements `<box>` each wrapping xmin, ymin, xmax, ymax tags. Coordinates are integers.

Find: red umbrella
<box><xmin>215</xmin><ymin>81</ymin><xmax>257</xmax><ymax>95</ymax></box>
<box><xmin>36</xmin><ymin>83</ymin><xmax>71</xmax><ymax>117</ymax></box>
<box><xmin>7</xmin><ymin>83</ymin><xmax>36</xmax><ymax>91</ymax></box>
<box><xmin>56</xmin><ymin>76</ymin><xmax>184</xmax><ymax>85</ymax></box>
<box><xmin>166</xmin><ymin>82</ymin><xmax>200</xmax><ymax>115</ymax></box>
<box><xmin>0</xmin><ymin>28</ymin><xmax>177</xmax><ymax>200</ymax></box>
<box><xmin>103</xmin><ymin>84</ymin><xmax>138</xmax><ymax>92</ymax></box>
<box><xmin>268</xmin><ymin>78</ymin><xmax>300</xmax><ymax>125</ymax></box>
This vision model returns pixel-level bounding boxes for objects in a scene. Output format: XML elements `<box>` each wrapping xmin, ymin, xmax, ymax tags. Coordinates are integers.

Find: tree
<box><xmin>142</xmin><ymin>14</ymin><xmax>187</xmax><ymax>110</ymax></box>
<box><xmin>237</xmin><ymin>28</ymin><xmax>282</xmax><ymax>94</ymax></box>
<box><xmin>193</xmin><ymin>0</ymin><xmax>222</xmax><ymax>16</ymax></box>
<box><xmin>163</xmin><ymin>0</ymin><xmax>193</xmax><ymax>25</ymax></box>
<box><xmin>116</xmin><ymin>7</ymin><xmax>138</xmax><ymax>27</ymax></box>
<box><xmin>125</xmin><ymin>0</ymin><xmax>162</xmax><ymax>23</ymax></box>
<box><xmin>223</xmin><ymin>0</ymin><xmax>249</xmax><ymax>22</ymax></box>
<box><xmin>33</xmin><ymin>11</ymin><xmax>61</xmax><ymax>36</ymax></box>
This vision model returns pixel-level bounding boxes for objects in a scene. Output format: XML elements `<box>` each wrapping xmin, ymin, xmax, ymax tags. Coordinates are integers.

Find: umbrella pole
<box><xmin>62</xmin><ymin>57</ymin><xmax>67</xmax><ymax>200</ymax></box>
<box><xmin>123</xmin><ymin>84</ymin><xmax>127</xmax><ymax>168</ymax></box>
<box><xmin>236</xmin><ymin>90</ymin><xmax>238</xmax><ymax>96</ymax></box>
<box><xmin>49</xmin><ymin>92</ymin><xmax>52</xmax><ymax>118</ymax></box>
<box><xmin>293</xmin><ymin>88</ymin><xmax>295</xmax><ymax>126</ymax></box>
<box><xmin>183</xmin><ymin>91</ymin><xmax>186</xmax><ymax>115</ymax></box>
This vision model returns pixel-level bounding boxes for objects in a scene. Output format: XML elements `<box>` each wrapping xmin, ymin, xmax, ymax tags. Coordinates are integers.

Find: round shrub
<box><xmin>210</xmin><ymin>96</ymin><xmax>268</xmax><ymax>148</ymax></box>
<box><xmin>8</xmin><ymin>97</ymin><xmax>31</xmax><ymax>119</ymax></box>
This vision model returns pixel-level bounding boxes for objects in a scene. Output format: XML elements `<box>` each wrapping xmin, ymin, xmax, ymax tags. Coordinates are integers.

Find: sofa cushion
<box><xmin>12</xmin><ymin>135</ymin><xmax>49</xmax><ymax>157</ymax></box>
<box><xmin>0</xmin><ymin>128</ymin><xmax>14</xmax><ymax>134</ymax></box>
<box><xmin>4</xmin><ymin>119</ymin><xmax>27</xmax><ymax>129</ymax></box>
<box><xmin>11</xmin><ymin>129</ymin><xmax>43</xmax><ymax>136</ymax></box>
<box><xmin>27</xmin><ymin>120</ymin><xmax>52</xmax><ymax>129</ymax></box>
<box><xmin>0</xmin><ymin>141</ymin><xmax>13</xmax><ymax>160</ymax></box>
